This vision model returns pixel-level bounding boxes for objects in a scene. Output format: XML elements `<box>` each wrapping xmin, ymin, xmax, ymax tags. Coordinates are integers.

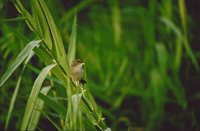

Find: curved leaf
<box><xmin>20</xmin><ymin>64</ymin><xmax>57</xmax><ymax>130</ymax></box>
<box><xmin>67</xmin><ymin>14</ymin><xmax>77</xmax><ymax>65</ymax></box>
<box><xmin>0</xmin><ymin>40</ymin><xmax>41</xmax><ymax>87</ymax></box>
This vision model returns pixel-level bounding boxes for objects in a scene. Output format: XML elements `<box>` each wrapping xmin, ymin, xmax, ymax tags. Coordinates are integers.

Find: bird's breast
<box><xmin>70</xmin><ymin>67</ymin><xmax>84</xmax><ymax>81</ymax></box>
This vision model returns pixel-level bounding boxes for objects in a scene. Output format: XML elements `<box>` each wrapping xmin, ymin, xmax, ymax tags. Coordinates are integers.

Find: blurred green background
<box><xmin>0</xmin><ymin>0</ymin><xmax>200</xmax><ymax>130</ymax></box>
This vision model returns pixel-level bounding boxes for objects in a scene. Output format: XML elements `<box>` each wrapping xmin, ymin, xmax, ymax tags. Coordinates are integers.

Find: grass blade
<box><xmin>13</xmin><ymin>0</ymin><xmax>36</xmax><ymax>32</ymax></box>
<box><xmin>27</xmin><ymin>86</ymin><xmax>51</xmax><ymax>130</ymax></box>
<box><xmin>5</xmin><ymin>51</ymin><xmax>34</xmax><ymax>130</ymax></box>
<box><xmin>20</xmin><ymin>64</ymin><xmax>57</xmax><ymax>130</ymax></box>
<box><xmin>1</xmin><ymin>17</ymin><xmax>26</xmax><ymax>22</ymax></box>
<box><xmin>67</xmin><ymin>14</ymin><xmax>77</xmax><ymax>64</ymax></box>
<box><xmin>0</xmin><ymin>40</ymin><xmax>41</xmax><ymax>87</ymax></box>
<box><xmin>39</xmin><ymin>109</ymin><xmax>61</xmax><ymax>130</ymax></box>
<box><xmin>31</xmin><ymin>0</ymin><xmax>52</xmax><ymax>50</ymax></box>
<box><xmin>160</xmin><ymin>17</ymin><xmax>183</xmax><ymax>40</ymax></box>
<box><xmin>38</xmin><ymin>0</ymin><xmax>68</xmax><ymax>72</ymax></box>
<box><xmin>109</xmin><ymin>0</ymin><xmax>121</xmax><ymax>46</ymax></box>
<box><xmin>160</xmin><ymin>17</ymin><xmax>184</xmax><ymax>70</ymax></box>
<box><xmin>178</xmin><ymin>0</ymin><xmax>199</xmax><ymax>71</ymax></box>
<box><xmin>38</xmin><ymin>93</ymin><xmax>66</xmax><ymax>118</ymax></box>
<box><xmin>155</xmin><ymin>43</ymin><xmax>168</xmax><ymax>73</ymax></box>
<box><xmin>33</xmin><ymin>47</ymin><xmax>67</xmax><ymax>84</ymax></box>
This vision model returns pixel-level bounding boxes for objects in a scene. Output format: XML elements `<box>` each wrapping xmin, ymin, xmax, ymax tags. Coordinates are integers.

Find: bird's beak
<box><xmin>81</xmin><ymin>63</ymin><xmax>85</xmax><ymax>66</ymax></box>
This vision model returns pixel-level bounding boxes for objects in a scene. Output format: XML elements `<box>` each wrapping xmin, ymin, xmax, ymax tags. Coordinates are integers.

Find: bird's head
<box><xmin>71</xmin><ymin>59</ymin><xmax>84</xmax><ymax>69</ymax></box>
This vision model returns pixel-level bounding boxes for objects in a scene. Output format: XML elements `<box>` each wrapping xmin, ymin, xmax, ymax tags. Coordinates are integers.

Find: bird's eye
<box><xmin>76</xmin><ymin>59</ymin><xmax>80</xmax><ymax>63</ymax></box>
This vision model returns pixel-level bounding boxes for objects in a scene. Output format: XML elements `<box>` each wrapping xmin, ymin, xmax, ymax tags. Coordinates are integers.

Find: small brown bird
<box><xmin>70</xmin><ymin>59</ymin><xmax>86</xmax><ymax>86</ymax></box>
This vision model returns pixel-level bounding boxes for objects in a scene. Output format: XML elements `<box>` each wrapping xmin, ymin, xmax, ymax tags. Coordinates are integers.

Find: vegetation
<box><xmin>0</xmin><ymin>0</ymin><xmax>199</xmax><ymax>130</ymax></box>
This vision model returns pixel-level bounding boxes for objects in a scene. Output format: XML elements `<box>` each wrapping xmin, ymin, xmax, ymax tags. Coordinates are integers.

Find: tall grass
<box><xmin>71</xmin><ymin>0</ymin><xmax>198</xmax><ymax>130</ymax></box>
<box><xmin>0</xmin><ymin>0</ymin><xmax>108</xmax><ymax>130</ymax></box>
<box><xmin>0</xmin><ymin>0</ymin><xmax>198</xmax><ymax>130</ymax></box>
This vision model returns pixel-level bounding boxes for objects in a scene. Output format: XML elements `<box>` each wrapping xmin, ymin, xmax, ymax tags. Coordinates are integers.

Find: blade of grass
<box><xmin>0</xmin><ymin>17</ymin><xmax>26</xmax><ymax>22</ymax></box>
<box><xmin>168</xmin><ymin>78</ymin><xmax>187</xmax><ymax>108</ymax></box>
<box><xmin>0</xmin><ymin>40</ymin><xmax>41</xmax><ymax>87</ymax></box>
<box><xmin>109</xmin><ymin>0</ymin><xmax>121</xmax><ymax>46</ymax></box>
<box><xmin>38</xmin><ymin>0</ymin><xmax>68</xmax><ymax>73</ymax></box>
<box><xmin>67</xmin><ymin>14</ymin><xmax>77</xmax><ymax>64</ymax></box>
<box><xmin>178</xmin><ymin>0</ymin><xmax>199</xmax><ymax>71</ymax></box>
<box><xmin>27</xmin><ymin>86</ymin><xmax>51</xmax><ymax>130</ymax></box>
<box><xmin>5</xmin><ymin>51</ymin><xmax>34</xmax><ymax>130</ymax></box>
<box><xmin>38</xmin><ymin>93</ymin><xmax>66</xmax><ymax>118</ymax></box>
<box><xmin>71</xmin><ymin>93</ymin><xmax>82</xmax><ymax>130</ymax></box>
<box><xmin>64</xmin><ymin>14</ymin><xmax>78</xmax><ymax>130</ymax></box>
<box><xmin>160</xmin><ymin>17</ymin><xmax>183</xmax><ymax>70</ymax></box>
<box><xmin>39</xmin><ymin>109</ymin><xmax>61</xmax><ymax>130</ymax></box>
<box><xmin>13</xmin><ymin>0</ymin><xmax>36</xmax><ymax>32</ymax></box>
<box><xmin>33</xmin><ymin>47</ymin><xmax>66</xmax><ymax>85</ymax></box>
<box><xmin>1</xmin><ymin>23</ymin><xmax>30</xmax><ymax>43</ymax></box>
<box><xmin>31</xmin><ymin>0</ymin><xmax>52</xmax><ymax>50</ymax></box>
<box><xmin>72</xmin><ymin>94</ymin><xmax>82</xmax><ymax>114</ymax></box>
<box><xmin>20</xmin><ymin>64</ymin><xmax>57</xmax><ymax>130</ymax></box>
<box><xmin>155</xmin><ymin>43</ymin><xmax>168</xmax><ymax>73</ymax></box>
<box><xmin>109</xmin><ymin>58</ymin><xmax>127</xmax><ymax>94</ymax></box>
<box><xmin>160</xmin><ymin>17</ymin><xmax>183</xmax><ymax>40</ymax></box>
<box><xmin>27</xmin><ymin>64</ymin><xmax>62</xmax><ymax>85</ymax></box>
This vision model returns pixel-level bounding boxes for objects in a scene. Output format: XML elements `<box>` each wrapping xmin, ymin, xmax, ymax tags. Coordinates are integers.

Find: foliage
<box><xmin>1</xmin><ymin>0</ymin><xmax>107</xmax><ymax>130</ymax></box>
<box><xmin>0</xmin><ymin>0</ymin><xmax>199</xmax><ymax>130</ymax></box>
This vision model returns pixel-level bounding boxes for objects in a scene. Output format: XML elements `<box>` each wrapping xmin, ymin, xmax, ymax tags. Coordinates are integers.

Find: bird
<box><xmin>70</xmin><ymin>59</ymin><xmax>86</xmax><ymax>86</ymax></box>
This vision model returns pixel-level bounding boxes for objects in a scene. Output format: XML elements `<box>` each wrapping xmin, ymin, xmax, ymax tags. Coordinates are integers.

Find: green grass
<box><xmin>0</xmin><ymin>0</ymin><xmax>199</xmax><ymax>130</ymax></box>
<box><xmin>1</xmin><ymin>0</ymin><xmax>108</xmax><ymax>130</ymax></box>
